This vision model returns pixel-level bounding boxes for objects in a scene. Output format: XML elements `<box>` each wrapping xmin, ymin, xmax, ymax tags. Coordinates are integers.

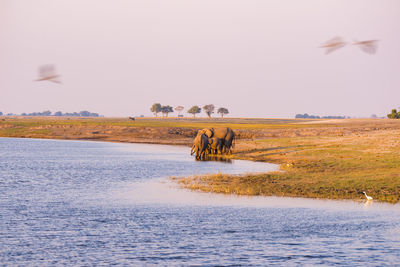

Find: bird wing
<box><xmin>353</xmin><ymin>40</ymin><xmax>378</xmax><ymax>54</ymax></box>
<box><xmin>38</xmin><ymin>64</ymin><xmax>58</xmax><ymax>78</ymax></box>
<box><xmin>324</xmin><ymin>43</ymin><xmax>347</xmax><ymax>54</ymax></box>
<box><xmin>49</xmin><ymin>78</ymin><xmax>62</xmax><ymax>84</ymax></box>
<box><xmin>320</xmin><ymin>37</ymin><xmax>347</xmax><ymax>54</ymax></box>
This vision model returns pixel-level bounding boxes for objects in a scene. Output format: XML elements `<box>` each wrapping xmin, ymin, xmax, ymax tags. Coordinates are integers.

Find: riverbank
<box><xmin>1</xmin><ymin>116</ymin><xmax>400</xmax><ymax>203</ymax></box>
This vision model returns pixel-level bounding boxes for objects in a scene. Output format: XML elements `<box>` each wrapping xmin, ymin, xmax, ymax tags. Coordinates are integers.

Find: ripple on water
<box><xmin>1</xmin><ymin>137</ymin><xmax>400</xmax><ymax>266</ymax></box>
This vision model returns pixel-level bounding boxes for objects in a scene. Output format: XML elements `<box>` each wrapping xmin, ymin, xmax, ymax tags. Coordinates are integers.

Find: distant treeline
<box><xmin>295</xmin><ymin>113</ymin><xmax>348</xmax><ymax>119</ymax></box>
<box><xmin>0</xmin><ymin>110</ymin><xmax>102</xmax><ymax>117</ymax></box>
<box><xmin>150</xmin><ymin>103</ymin><xmax>229</xmax><ymax>118</ymax></box>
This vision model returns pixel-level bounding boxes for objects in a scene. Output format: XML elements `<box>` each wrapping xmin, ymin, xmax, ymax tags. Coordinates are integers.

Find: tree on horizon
<box><xmin>203</xmin><ymin>104</ymin><xmax>215</xmax><ymax>118</ymax></box>
<box><xmin>150</xmin><ymin>103</ymin><xmax>162</xmax><ymax>117</ymax></box>
<box><xmin>42</xmin><ymin>110</ymin><xmax>52</xmax><ymax>116</ymax></box>
<box><xmin>217</xmin><ymin>107</ymin><xmax>229</xmax><ymax>118</ymax></box>
<box><xmin>79</xmin><ymin>110</ymin><xmax>91</xmax><ymax>117</ymax></box>
<box><xmin>188</xmin><ymin>106</ymin><xmax>201</xmax><ymax>118</ymax></box>
<box><xmin>387</xmin><ymin>109</ymin><xmax>400</xmax><ymax>119</ymax></box>
<box><xmin>161</xmin><ymin>105</ymin><xmax>173</xmax><ymax>117</ymax></box>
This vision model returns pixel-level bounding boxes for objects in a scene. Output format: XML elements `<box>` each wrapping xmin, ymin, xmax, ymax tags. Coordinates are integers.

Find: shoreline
<box><xmin>123</xmin><ymin>178</ymin><xmax>400</xmax><ymax>209</ymax></box>
<box><xmin>1</xmin><ymin>117</ymin><xmax>400</xmax><ymax>203</ymax></box>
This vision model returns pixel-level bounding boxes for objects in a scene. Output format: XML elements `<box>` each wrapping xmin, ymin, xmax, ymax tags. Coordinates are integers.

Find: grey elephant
<box><xmin>208</xmin><ymin>137</ymin><xmax>224</xmax><ymax>155</ymax></box>
<box><xmin>191</xmin><ymin>133</ymin><xmax>209</xmax><ymax>160</ymax></box>
<box><xmin>198</xmin><ymin>127</ymin><xmax>235</xmax><ymax>154</ymax></box>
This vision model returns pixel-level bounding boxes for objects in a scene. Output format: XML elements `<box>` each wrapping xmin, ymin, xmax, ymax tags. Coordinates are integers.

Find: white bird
<box><xmin>353</xmin><ymin>39</ymin><xmax>379</xmax><ymax>54</ymax></box>
<box><xmin>34</xmin><ymin>64</ymin><xmax>61</xmax><ymax>84</ymax></box>
<box><xmin>320</xmin><ymin>36</ymin><xmax>347</xmax><ymax>54</ymax></box>
<box><xmin>363</xmin><ymin>191</ymin><xmax>373</xmax><ymax>200</ymax></box>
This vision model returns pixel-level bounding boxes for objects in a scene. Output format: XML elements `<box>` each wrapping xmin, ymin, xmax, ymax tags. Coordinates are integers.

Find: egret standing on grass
<box><xmin>362</xmin><ymin>191</ymin><xmax>373</xmax><ymax>201</ymax></box>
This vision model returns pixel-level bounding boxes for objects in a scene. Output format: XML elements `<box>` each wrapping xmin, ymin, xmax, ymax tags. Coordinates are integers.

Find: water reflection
<box><xmin>363</xmin><ymin>200</ymin><xmax>373</xmax><ymax>210</ymax></box>
<box><xmin>196</xmin><ymin>155</ymin><xmax>232</xmax><ymax>163</ymax></box>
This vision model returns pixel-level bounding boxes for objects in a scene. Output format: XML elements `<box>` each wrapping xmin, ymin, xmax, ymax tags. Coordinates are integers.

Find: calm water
<box><xmin>1</xmin><ymin>137</ymin><xmax>399</xmax><ymax>266</ymax></box>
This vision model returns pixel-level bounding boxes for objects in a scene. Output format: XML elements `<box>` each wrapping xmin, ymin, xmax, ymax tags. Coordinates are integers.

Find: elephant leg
<box><xmin>202</xmin><ymin>147</ymin><xmax>208</xmax><ymax>159</ymax></box>
<box><xmin>226</xmin><ymin>139</ymin><xmax>234</xmax><ymax>154</ymax></box>
<box><xmin>225</xmin><ymin>144</ymin><xmax>232</xmax><ymax>154</ymax></box>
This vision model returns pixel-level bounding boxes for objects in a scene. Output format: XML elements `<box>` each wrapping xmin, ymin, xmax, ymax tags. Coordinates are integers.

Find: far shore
<box><xmin>1</xmin><ymin>116</ymin><xmax>400</xmax><ymax>203</ymax></box>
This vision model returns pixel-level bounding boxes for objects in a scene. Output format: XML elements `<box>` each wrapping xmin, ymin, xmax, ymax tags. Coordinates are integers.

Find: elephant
<box><xmin>222</xmin><ymin>127</ymin><xmax>235</xmax><ymax>154</ymax></box>
<box><xmin>208</xmin><ymin>137</ymin><xmax>224</xmax><ymax>155</ymax></box>
<box><xmin>190</xmin><ymin>133</ymin><xmax>209</xmax><ymax>160</ymax></box>
<box><xmin>197</xmin><ymin>127</ymin><xmax>235</xmax><ymax>154</ymax></box>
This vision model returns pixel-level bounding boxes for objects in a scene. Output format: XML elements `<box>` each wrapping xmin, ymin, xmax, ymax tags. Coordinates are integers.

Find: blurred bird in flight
<box><xmin>34</xmin><ymin>64</ymin><xmax>61</xmax><ymax>84</ymax></box>
<box><xmin>320</xmin><ymin>37</ymin><xmax>378</xmax><ymax>55</ymax></box>
<box><xmin>320</xmin><ymin>36</ymin><xmax>347</xmax><ymax>54</ymax></box>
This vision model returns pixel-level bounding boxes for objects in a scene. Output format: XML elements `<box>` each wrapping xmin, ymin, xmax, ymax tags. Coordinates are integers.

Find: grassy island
<box><xmin>1</xmin><ymin>116</ymin><xmax>399</xmax><ymax>203</ymax></box>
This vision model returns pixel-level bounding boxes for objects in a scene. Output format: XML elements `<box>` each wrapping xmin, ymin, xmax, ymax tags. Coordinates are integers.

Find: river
<box><xmin>0</xmin><ymin>137</ymin><xmax>399</xmax><ymax>266</ymax></box>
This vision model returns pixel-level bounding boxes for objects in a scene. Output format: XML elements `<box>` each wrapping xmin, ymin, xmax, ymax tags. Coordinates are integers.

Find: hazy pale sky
<box><xmin>1</xmin><ymin>0</ymin><xmax>400</xmax><ymax>118</ymax></box>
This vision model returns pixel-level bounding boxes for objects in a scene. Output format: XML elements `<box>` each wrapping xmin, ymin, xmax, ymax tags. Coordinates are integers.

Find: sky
<box><xmin>1</xmin><ymin>0</ymin><xmax>400</xmax><ymax>118</ymax></box>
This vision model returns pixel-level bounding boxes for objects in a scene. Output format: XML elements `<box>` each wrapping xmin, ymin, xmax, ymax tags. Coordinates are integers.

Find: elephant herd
<box><xmin>190</xmin><ymin>127</ymin><xmax>235</xmax><ymax>160</ymax></box>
